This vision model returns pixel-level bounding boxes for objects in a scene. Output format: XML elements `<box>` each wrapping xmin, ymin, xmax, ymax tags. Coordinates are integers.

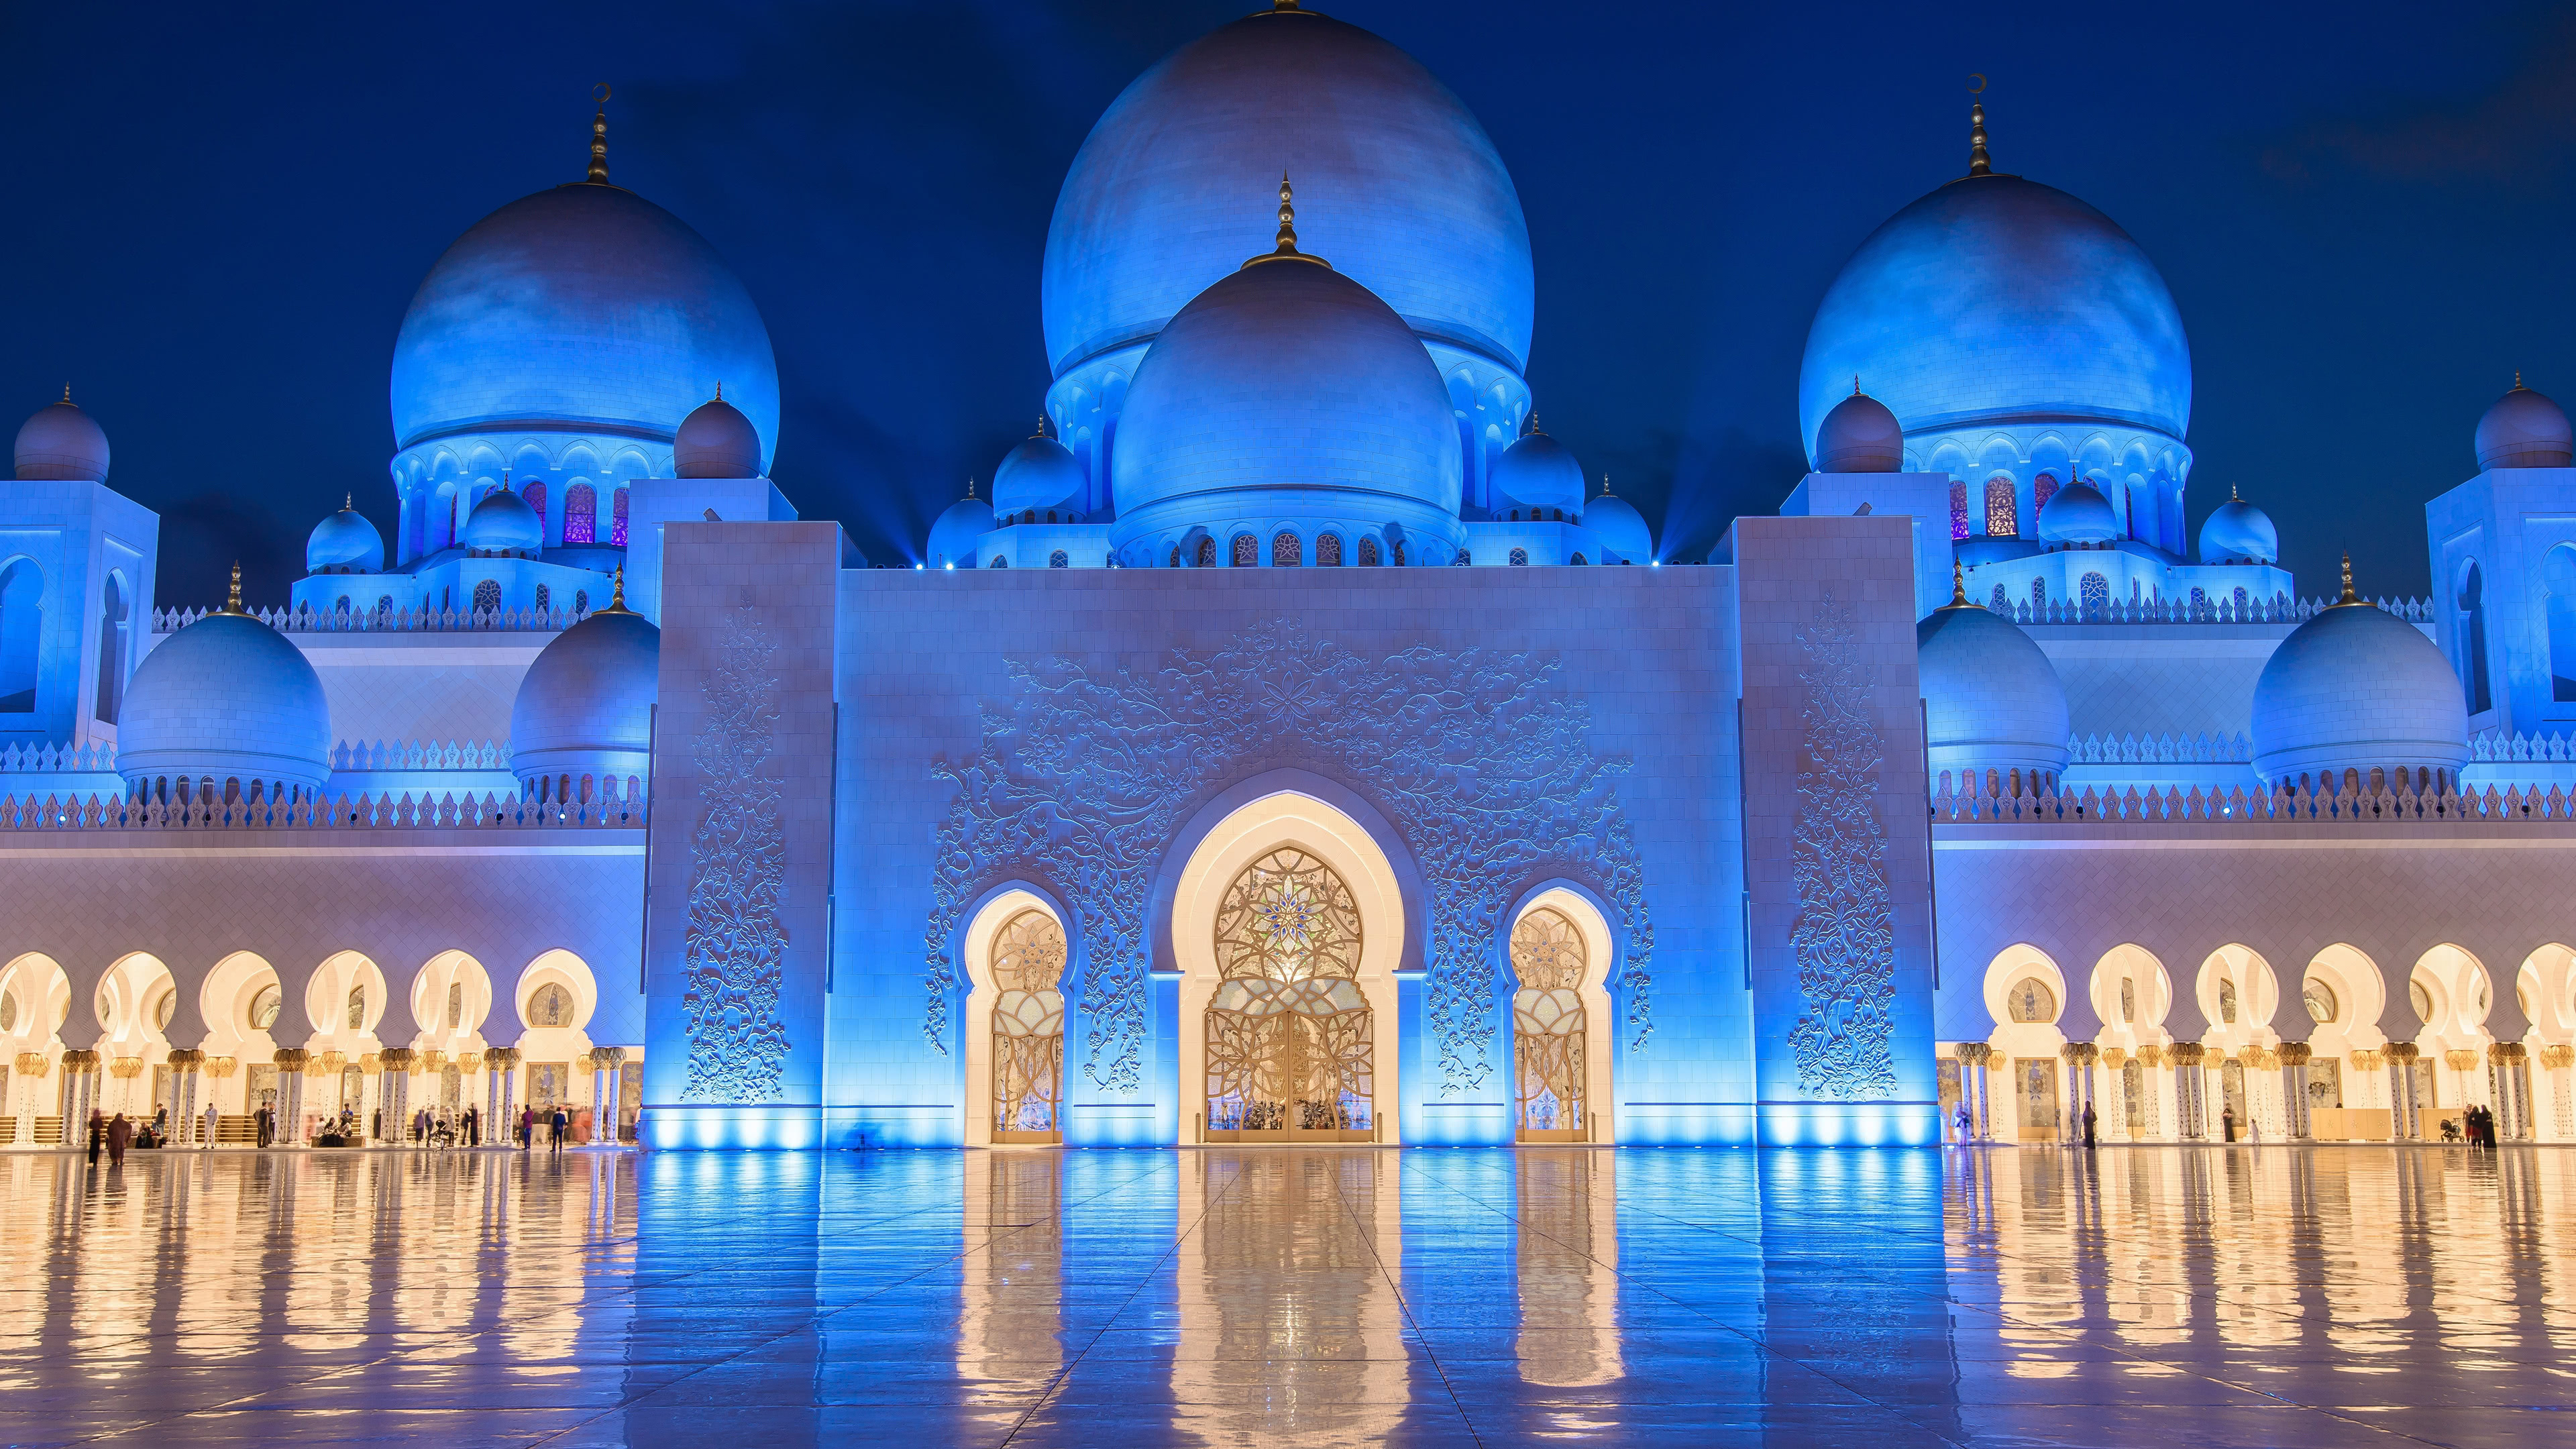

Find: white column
<box><xmin>273</xmin><ymin>1051</ymin><xmax>307</xmax><ymax>1148</ymax></box>
<box><xmin>2171</xmin><ymin>1046</ymin><xmax>2206</xmax><ymax>1139</ymax></box>
<box><xmin>487</xmin><ymin>1049</ymin><xmax>520</xmax><ymax>1146</ymax></box>
<box><xmin>589</xmin><ymin>1048</ymin><xmax>626</xmax><ymax>1144</ymax></box>
<box><xmin>380</xmin><ymin>1049</ymin><xmax>415</xmax><ymax>1145</ymax></box>
<box><xmin>59</xmin><ymin>1052</ymin><xmax>100</xmax><ymax>1152</ymax></box>
<box><xmin>2493</xmin><ymin>1044</ymin><xmax>2532</xmax><ymax>1140</ymax></box>
<box><xmin>2387</xmin><ymin>1046</ymin><xmax>2420</xmax><ymax>1140</ymax></box>
<box><xmin>2280</xmin><ymin>1044</ymin><xmax>2313</xmax><ymax>1140</ymax></box>
<box><xmin>168</xmin><ymin>1051</ymin><xmax>204</xmax><ymax>1146</ymax></box>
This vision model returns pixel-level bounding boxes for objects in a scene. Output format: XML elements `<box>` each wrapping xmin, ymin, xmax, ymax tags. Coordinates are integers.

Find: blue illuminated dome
<box><xmin>991</xmin><ymin>427</ymin><xmax>1085</xmax><ymax>517</ymax></box>
<box><xmin>460</xmin><ymin>488</ymin><xmax>543</xmax><ymax>554</ymax></box>
<box><xmin>2251</xmin><ymin>578</ymin><xmax>2469</xmax><ymax>787</ymax></box>
<box><xmin>928</xmin><ymin>485</ymin><xmax>994</xmax><ymax>570</ymax></box>
<box><xmin>2475</xmin><ymin>380</ymin><xmax>2572</xmax><ymax>470</ymax></box>
<box><xmin>1110</xmin><ymin>241</ymin><xmax>1462</xmax><ymax>555</ymax></box>
<box><xmin>2196</xmin><ymin>488</ymin><xmax>2278</xmax><ymax>565</ymax></box>
<box><xmin>1798</xmin><ymin>174</ymin><xmax>2191</xmax><ymax>462</ymax></box>
<box><xmin>674</xmin><ymin>391</ymin><xmax>763</xmax><ymax>479</ymax></box>
<box><xmin>1812</xmin><ymin>388</ymin><xmax>1904</xmax><ymax>473</ymax></box>
<box><xmin>306</xmin><ymin>501</ymin><xmax>386</xmax><ymax>574</ymax></box>
<box><xmin>1582</xmin><ymin>486</ymin><xmax>1652</xmax><ymax>564</ymax></box>
<box><xmin>390</xmin><ymin>182</ymin><xmax>779</xmax><ymax>472</ymax></box>
<box><xmin>1044</xmin><ymin>5</ymin><xmax>1532</xmax><ymax>380</ymax></box>
<box><xmin>1917</xmin><ymin>590</ymin><xmax>2070</xmax><ymax>788</ymax></box>
<box><xmin>14</xmin><ymin>396</ymin><xmax>109</xmax><ymax>482</ymax></box>
<box><xmin>1491</xmin><ymin>426</ymin><xmax>1585</xmax><ymax>515</ymax></box>
<box><xmin>511</xmin><ymin>600</ymin><xmax>660</xmax><ymax>796</ymax></box>
<box><xmin>2037</xmin><ymin>479</ymin><xmax>2119</xmax><ymax>545</ymax></box>
<box><xmin>117</xmin><ymin>604</ymin><xmax>332</xmax><ymax>795</ymax></box>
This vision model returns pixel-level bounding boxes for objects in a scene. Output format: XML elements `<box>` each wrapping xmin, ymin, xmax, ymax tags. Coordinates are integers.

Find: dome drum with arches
<box><xmin>116</xmin><ymin>570</ymin><xmax>332</xmax><ymax>798</ymax></box>
<box><xmin>2251</xmin><ymin>563</ymin><xmax>2470</xmax><ymax>789</ymax></box>
<box><xmin>1916</xmin><ymin>573</ymin><xmax>2070</xmax><ymax>792</ymax></box>
<box><xmin>510</xmin><ymin>577</ymin><xmax>660</xmax><ymax>800</ymax></box>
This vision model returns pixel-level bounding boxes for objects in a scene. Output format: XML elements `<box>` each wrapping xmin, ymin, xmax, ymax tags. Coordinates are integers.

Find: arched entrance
<box><xmin>989</xmin><ymin>907</ymin><xmax>1067</xmax><ymax>1144</ymax></box>
<box><xmin>1203</xmin><ymin>847</ymin><xmax>1375</xmax><ymax>1142</ymax></box>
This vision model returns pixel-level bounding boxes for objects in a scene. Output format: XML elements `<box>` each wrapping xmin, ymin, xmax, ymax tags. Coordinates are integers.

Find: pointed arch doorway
<box><xmin>1203</xmin><ymin>847</ymin><xmax>1375</xmax><ymax>1141</ymax></box>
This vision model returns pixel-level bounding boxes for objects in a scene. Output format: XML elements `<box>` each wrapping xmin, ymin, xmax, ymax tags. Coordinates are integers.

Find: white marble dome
<box><xmin>674</xmin><ymin>392</ymin><xmax>763</xmax><ymax>479</ymax></box>
<box><xmin>1491</xmin><ymin>428</ymin><xmax>1585</xmax><ymax>515</ymax></box>
<box><xmin>1110</xmin><ymin>248</ymin><xmax>1462</xmax><ymax>553</ymax></box>
<box><xmin>928</xmin><ymin>488</ymin><xmax>995</xmax><ymax>570</ymax></box>
<box><xmin>2251</xmin><ymin>593</ymin><xmax>2469</xmax><ymax>788</ymax></box>
<box><xmin>1582</xmin><ymin>489</ymin><xmax>1652</xmax><ymax>564</ymax></box>
<box><xmin>1812</xmin><ymin>388</ymin><xmax>1904</xmax><ymax>474</ymax></box>
<box><xmin>117</xmin><ymin>610</ymin><xmax>332</xmax><ymax>795</ymax></box>
<box><xmin>2038</xmin><ymin>480</ymin><xmax>2119</xmax><ymax>545</ymax></box>
<box><xmin>1918</xmin><ymin>594</ymin><xmax>2070</xmax><ymax>790</ymax></box>
<box><xmin>14</xmin><ymin>397</ymin><xmax>109</xmax><ymax>482</ymax></box>
<box><xmin>2475</xmin><ymin>382</ymin><xmax>2572</xmax><ymax>470</ymax></box>
<box><xmin>2197</xmin><ymin>490</ymin><xmax>2278</xmax><ymax>565</ymax></box>
<box><xmin>511</xmin><ymin>604</ymin><xmax>661</xmax><ymax>797</ymax></box>
<box><xmin>306</xmin><ymin>504</ymin><xmax>386</xmax><ymax>574</ymax></box>
<box><xmin>461</xmin><ymin>489</ymin><xmax>543</xmax><ymax>554</ymax></box>
<box><xmin>991</xmin><ymin>429</ymin><xmax>1085</xmax><ymax>517</ymax></box>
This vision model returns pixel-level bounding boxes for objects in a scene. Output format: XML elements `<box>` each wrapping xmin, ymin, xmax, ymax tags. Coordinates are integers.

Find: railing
<box><xmin>2065</xmin><ymin>731</ymin><xmax>2251</xmax><ymax>765</ymax></box>
<box><xmin>1986</xmin><ymin>594</ymin><xmax>2434</xmax><ymax>627</ymax></box>
<box><xmin>1934</xmin><ymin>780</ymin><xmax>2576</xmax><ymax>824</ymax></box>
<box><xmin>152</xmin><ymin>604</ymin><xmax>585</xmax><ymax>635</ymax></box>
<box><xmin>329</xmin><ymin>739</ymin><xmax>511</xmax><ymax>772</ymax></box>
<box><xmin>0</xmin><ymin>790</ymin><xmax>641</xmax><ymax>832</ymax></box>
<box><xmin>2470</xmin><ymin>732</ymin><xmax>2576</xmax><ymax>764</ymax></box>
<box><xmin>0</xmin><ymin>741</ymin><xmax>114</xmax><ymax>773</ymax></box>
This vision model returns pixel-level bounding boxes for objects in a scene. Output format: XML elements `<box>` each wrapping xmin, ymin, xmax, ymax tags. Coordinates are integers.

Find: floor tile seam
<box><xmin>994</xmin><ymin>1161</ymin><xmax>1242</xmax><ymax>1448</ymax></box>
<box><xmin>1331</xmin><ymin>1164</ymin><xmax>1486</xmax><ymax>1449</ymax></box>
<box><xmin>48</xmin><ymin>1344</ymin><xmax>435</xmax><ymax>1446</ymax></box>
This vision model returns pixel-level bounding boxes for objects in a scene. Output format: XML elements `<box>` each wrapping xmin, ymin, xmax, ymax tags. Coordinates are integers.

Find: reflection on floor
<box><xmin>5</xmin><ymin>1145</ymin><xmax>2571</xmax><ymax>1446</ymax></box>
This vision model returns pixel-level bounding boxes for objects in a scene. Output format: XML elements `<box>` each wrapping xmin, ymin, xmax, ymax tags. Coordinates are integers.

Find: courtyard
<box><xmin>2</xmin><ymin>1144</ymin><xmax>2567</xmax><ymax>1445</ymax></box>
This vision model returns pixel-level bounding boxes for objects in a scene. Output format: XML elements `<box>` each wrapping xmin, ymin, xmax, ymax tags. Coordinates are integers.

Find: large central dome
<box><xmin>1043</xmin><ymin>5</ymin><xmax>1533</xmax><ymax>379</ymax></box>
<box><xmin>390</xmin><ymin>183</ymin><xmax>779</xmax><ymax>469</ymax></box>
<box><xmin>1798</xmin><ymin>174</ymin><xmax>2190</xmax><ymax>464</ymax></box>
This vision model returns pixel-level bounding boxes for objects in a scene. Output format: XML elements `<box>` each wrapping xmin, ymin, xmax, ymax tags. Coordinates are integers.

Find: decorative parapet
<box><xmin>2470</xmin><ymin>733</ymin><xmax>2576</xmax><ymax>764</ymax></box>
<box><xmin>2065</xmin><ymin>731</ymin><xmax>2251</xmax><ymax>765</ymax></box>
<box><xmin>0</xmin><ymin>741</ymin><xmax>114</xmax><ymax>773</ymax></box>
<box><xmin>1991</xmin><ymin>594</ymin><xmax>2434</xmax><ymax>627</ymax></box>
<box><xmin>0</xmin><ymin>788</ymin><xmax>642</xmax><ymax>833</ymax></box>
<box><xmin>152</xmin><ymin>603</ymin><xmax>584</xmax><ymax>635</ymax></box>
<box><xmin>1933</xmin><ymin>778</ymin><xmax>2576</xmax><ymax>824</ymax></box>
<box><xmin>329</xmin><ymin>739</ymin><xmax>511</xmax><ymax>772</ymax></box>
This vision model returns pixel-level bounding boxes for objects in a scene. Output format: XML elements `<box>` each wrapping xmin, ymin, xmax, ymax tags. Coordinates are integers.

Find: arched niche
<box><xmin>2195</xmin><ymin>945</ymin><xmax>2279</xmax><ymax>1047</ymax></box>
<box><xmin>955</xmin><ymin>887</ymin><xmax>1071</xmax><ymax>1148</ymax></box>
<box><xmin>1167</xmin><ymin>790</ymin><xmax>1407</xmax><ymax>1144</ymax></box>
<box><xmin>199</xmin><ymin>952</ymin><xmax>283</xmax><ymax>1058</ymax></box>
<box><xmin>305</xmin><ymin>951</ymin><xmax>390</xmax><ymax>1049</ymax></box>
<box><xmin>2410</xmin><ymin>945</ymin><xmax>2491</xmax><ymax>1047</ymax></box>
<box><xmin>514</xmin><ymin>949</ymin><xmax>597</xmax><ymax>1037</ymax></box>
<box><xmin>409</xmin><ymin>950</ymin><xmax>494</xmax><ymax>1051</ymax></box>
<box><xmin>1980</xmin><ymin>944</ymin><xmax>2068</xmax><ymax>1041</ymax></box>
<box><xmin>2089</xmin><ymin>945</ymin><xmax>2171</xmax><ymax>1043</ymax></box>
<box><xmin>2519</xmin><ymin>945</ymin><xmax>2576</xmax><ymax>1042</ymax></box>
<box><xmin>1504</xmin><ymin>886</ymin><xmax>1619</xmax><ymax>1143</ymax></box>
<box><xmin>0</xmin><ymin>953</ymin><xmax>68</xmax><ymax>1049</ymax></box>
<box><xmin>2302</xmin><ymin>945</ymin><xmax>2385</xmax><ymax>1049</ymax></box>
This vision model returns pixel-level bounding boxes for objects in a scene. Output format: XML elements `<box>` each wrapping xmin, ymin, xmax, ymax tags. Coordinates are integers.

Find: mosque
<box><xmin>4</xmin><ymin>1</ymin><xmax>2575</xmax><ymax>1152</ymax></box>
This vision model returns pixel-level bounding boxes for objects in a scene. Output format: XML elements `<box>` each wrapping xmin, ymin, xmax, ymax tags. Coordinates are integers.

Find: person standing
<box><xmin>2082</xmin><ymin>1103</ymin><xmax>2097</xmax><ymax>1148</ymax></box>
<box><xmin>203</xmin><ymin>1101</ymin><xmax>220</xmax><ymax>1150</ymax></box>
<box><xmin>254</xmin><ymin>1104</ymin><xmax>273</xmax><ymax>1148</ymax></box>
<box><xmin>519</xmin><ymin>1104</ymin><xmax>534</xmax><ymax>1150</ymax></box>
<box><xmin>464</xmin><ymin>1105</ymin><xmax>478</xmax><ymax>1147</ymax></box>
<box><xmin>107</xmin><ymin>1112</ymin><xmax>132</xmax><ymax>1167</ymax></box>
<box><xmin>550</xmin><ymin>1106</ymin><xmax>568</xmax><ymax>1154</ymax></box>
<box><xmin>86</xmin><ymin>1109</ymin><xmax>105</xmax><ymax>1164</ymax></box>
<box><xmin>2220</xmin><ymin>1105</ymin><xmax>2236</xmax><ymax>1142</ymax></box>
<box><xmin>1954</xmin><ymin>1102</ymin><xmax>1974</xmax><ymax>1143</ymax></box>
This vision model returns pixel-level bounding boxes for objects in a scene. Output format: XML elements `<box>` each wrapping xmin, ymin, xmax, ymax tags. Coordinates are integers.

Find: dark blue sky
<box><xmin>4</xmin><ymin>1</ymin><xmax>2570</xmax><ymax>607</ymax></box>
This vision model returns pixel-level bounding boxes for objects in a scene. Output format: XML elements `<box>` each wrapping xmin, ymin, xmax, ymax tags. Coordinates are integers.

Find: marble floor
<box><xmin>3</xmin><ymin>1144</ymin><xmax>2571</xmax><ymax>1446</ymax></box>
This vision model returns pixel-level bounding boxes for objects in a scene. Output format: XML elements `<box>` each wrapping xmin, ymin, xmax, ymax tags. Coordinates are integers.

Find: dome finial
<box><xmin>587</xmin><ymin>83</ymin><xmax>612</xmax><ymax>184</ymax></box>
<box><xmin>345</xmin><ymin>492</ymin><xmax>354</xmax><ymax>511</ymax></box>
<box><xmin>1272</xmin><ymin>0</ymin><xmax>1305</xmax><ymax>11</ymax></box>
<box><xmin>2514</xmin><ymin>370</ymin><xmax>2526</xmax><ymax>391</ymax></box>
<box><xmin>1598</xmin><ymin>472</ymin><xmax>1615</xmax><ymax>497</ymax></box>
<box><xmin>61</xmin><ymin>382</ymin><xmax>71</xmax><ymax>405</ymax></box>
<box><xmin>2337</xmin><ymin>551</ymin><xmax>2357</xmax><ymax>606</ymax></box>
<box><xmin>1967</xmin><ymin>74</ymin><xmax>1992</xmax><ymax>176</ymax></box>
<box><xmin>223</xmin><ymin>561</ymin><xmax>244</xmax><ymax>615</ymax></box>
<box><xmin>2231</xmin><ymin>481</ymin><xmax>2240</xmax><ymax>501</ymax></box>
<box><xmin>1945</xmin><ymin>557</ymin><xmax>1974</xmax><ymax>609</ymax></box>
<box><xmin>965</xmin><ymin>477</ymin><xmax>977</xmax><ymax>500</ymax></box>
<box><xmin>714</xmin><ymin>380</ymin><xmax>722</xmax><ymax>402</ymax></box>
<box><xmin>1853</xmin><ymin>374</ymin><xmax>1862</xmax><ymax>396</ymax></box>
<box><xmin>604</xmin><ymin>564</ymin><xmax>631</xmax><ymax>614</ymax></box>
<box><xmin>1244</xmin><ymin>174</ymin><xmax>1327</xmax><ymax>268</ymax></box>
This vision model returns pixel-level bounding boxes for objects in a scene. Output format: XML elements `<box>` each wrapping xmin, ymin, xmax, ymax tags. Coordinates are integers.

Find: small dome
<box><xmin>15</xmin><ymin>396</ymin><xmax>109</xmax><ymax>482</ymax></box>
<box><xmin>674</xmin><ymin>392</ymin><xmax>763</xmax><ymax>478</ymax></box>
<box><xmin>1918</xmin><ymin>594</ymin><xmax>2070</xmax><ymax>789</ymax></box>
<box><xmin>2037</xmin><ymin>479</ymin><xmax>2119</xmax><ymax>545</ymax></box>
<box><xmin>1492</xmin><ymin>427</ymin><xmax>1585</xmax><ymax>515</ymax></box>
<box><xmin>1110</xmin><ymin>243</ymin><xmax>1461</xmax><ymax>550</ymax></box>
<box><xmin>928</xmin><ymin>488</ymin><xmax>995</xmax><ymax>569</ymax></box>
<box><xmin>1811</xmin><ymin>388</ymin><xmax>1904</xmax><ymax>473</ymax></box>
<box><xmin>117</xmin><ymin>607</ymin><xmax>331</xmax><ymax>794</ymax></box>
<box><xmin>2197</xmin><ymin>489</ymin><xmax>2277</xmax><ymax>565</ymax></box>
<box><xmin>2251</xmin><ymin>586</ymin><xmax>2469</xmax><ymax>788</ymax></box>
<box><xmin>991</xmin><ymin>427</ymin><xmax>1085</xmax><ymax>516</ymax></box>
<box><xmin>2474</xmin><ymin>381</ymin><xmax>2572</xmax><ymax>470</ymax></box>
<box><xmin>1581</xmin><ymin>488</ymin><xmax>1652</xmax><ymax>563</ymax></box>
<box><xmin>511</xmin><ymin>604</ymin><xmax>661</xmax><ymax>794</ymax></box>
<box><xmin>460</xmin><ymin>488</ymin><xmax>543</xmax><ymax>553</ymax></box>
<box><xmin>306</xmin><ymin>503</ymin><xmax>386</xmax><ymax>574</ymax></box>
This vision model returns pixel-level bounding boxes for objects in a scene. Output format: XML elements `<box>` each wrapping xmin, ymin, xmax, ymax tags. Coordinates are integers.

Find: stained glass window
<box><xmin>1272</xmin><ymin>531</ymin><xmax>1301</xmax><ymax>566</ymax></box>
<box><xmin>1949</xmin><ymin>481</ymin><xmax>1970</xmax><ymax>541</ymax></box>
<box><xmin>562</xmin><ymin>483</ymin><xmax>596</xmax><ymax>544</ymax></box>
<box><xmin>1984</xmin><ymin>477</ymin><xmax>2017</xmax><ymax>537</ymax></box>
<box><xmin>1231</xmin><ymin>533</ymin><xmax>1256</xmax><ymax>567</ymax></box>
<box><xmin>609</xmin><ymin>488</ymin><xmax>629</xmax><ymax>547</ymax></box>
<box><xmin>1316</xmin><ymin>533</ymin><xmax>1343</xmax><ymax>566</ymax></box>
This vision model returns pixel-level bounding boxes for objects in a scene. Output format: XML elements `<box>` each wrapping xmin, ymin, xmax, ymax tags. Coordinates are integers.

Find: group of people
<box><xmin>82</xmin><ymin>1108</ymin><xmax>171</xmax><ymax>1165</ymax></box>
<box><xmin>76</xmin><ymin>1098</ymin><xmax>590</xmax><ymax>1157</ymax></box>
<box><xmin>2443</xmin><ymin>1104</ymin><xmax>2502</xmax><ymax>1147</ymax></box>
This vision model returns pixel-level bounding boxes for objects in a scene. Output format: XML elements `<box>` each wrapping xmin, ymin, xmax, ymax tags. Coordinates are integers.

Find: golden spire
<box><xmin>587</xmin><ymin>83</ymin><xmax>611</xmax><ymax>184</ymax></box>
<box><xmin>2514</xmin><ymin>370</ymin><xmax>2526</xmax><ymax>391</ymax></box>
<box><xmin>1598</xmin><ymin>473</ymin><xmax>1615</xmax><ymax>497</ymax></box>
<box><xmin>60</xmin><ymin>383</ymin><xmax>71</xmax><ymax>405</ymax></box>
<box><xmin>1244</xmin><ymin>174</ymin><xmax>1326</xmax><ymax>268</ymax></box>
<box><xmin>223</xmin><ymin>562</ymin><xmax>244</xmax><ymax>615</ymax></box>
<box><xmin>714</xmin><ymin>380</ymin><xmax>723</xmax><ymax>401</ymax></box>
<box><xmin>2337</xmin><ymin>551</ymin><xmax>2357</xmax><ymax>605</ymax></box>
<box><xmin>602</xmin><ymin>564</ymin><xmax>631</xmax><ymax>614</ymax></box>
<box><xmin>345</xmin><ymin>493</ymin><xmax>354</xmax><ymax>511</ymax></box>
<box><xmin>1967</xmin><ymin>75</ymin><xmax>1992</xmax><ymax>176</ymax></box>
<box><xmin>965</xmin><ymin>477</ymin><xmax>977</xmax><ymax>500</ymax></box>
<box><xmin>1944</xmin><ymin>557</ymin><xmax>1974</xmax><ymax>609</ymax></box>
<box><xmin>1853</xmin><ymin>374</ymin><xmax>1862</xmax><ymax>396</ymax></box>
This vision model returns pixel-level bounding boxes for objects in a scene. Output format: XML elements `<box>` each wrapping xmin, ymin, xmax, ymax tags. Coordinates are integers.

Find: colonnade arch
<box><xmin>1505</xmin><ymin>886</ymin><xmax>1619</xmax><ymax>1144</ymax></box>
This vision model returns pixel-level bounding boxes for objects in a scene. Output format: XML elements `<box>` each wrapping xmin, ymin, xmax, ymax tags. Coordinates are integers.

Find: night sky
<box><xmin>4</xmin><ymin>1</ymin><xmax>2571</xmax><ymax>608</ymax></box>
